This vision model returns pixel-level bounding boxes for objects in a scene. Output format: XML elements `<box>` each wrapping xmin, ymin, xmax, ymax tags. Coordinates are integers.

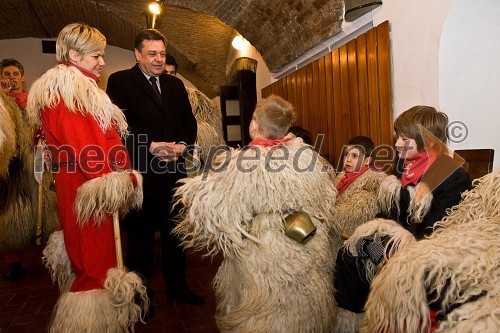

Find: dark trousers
<box><xmin>124</xmin><ymin>211</ymin><xmax>187</xmax><ymax>293</ymax></box>
<box><xmin>334</xmin><ymin>246</ymin><xmax>371</xmax><ymax>313</ymax></box>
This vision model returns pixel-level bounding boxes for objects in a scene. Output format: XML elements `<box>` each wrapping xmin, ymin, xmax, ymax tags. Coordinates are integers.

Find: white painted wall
<box><xmin>369</xmin><ymin>0</ymin><xmax>499</xmax><ymax>170</ymax></box>
<box><xmin>0</xmin><ymin>38</ymin><xmax>195</xmax><ymax>91</ymax></box>
<box><xmin>440</xmin><ymin>0</ymin><xmax>500</xmax><ymax>170</ymax></box>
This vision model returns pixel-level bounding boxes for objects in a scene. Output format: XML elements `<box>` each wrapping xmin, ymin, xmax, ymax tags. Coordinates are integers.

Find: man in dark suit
<box><xmin>106</xmin><ymin>29</ymin><xmax>203</xmax><ymax>307</ymax></box>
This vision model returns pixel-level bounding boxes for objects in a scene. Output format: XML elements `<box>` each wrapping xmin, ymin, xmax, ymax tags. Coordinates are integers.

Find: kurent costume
<box><xmin>0</xmin><ymin>92</ymin><xmax>58</xmax><ymax>259</ymax></box>
<box><xmin>333</xmin><ymin>168</ymin><xmax>387</xmax><ymax>237</ymax></box>
<box><xmin>173</xmin><ymin>136</ymin><xmax>339</xmax><ymax>333</ymax></box>
<box><xmin>334</xmin><ymin>153</ymin><xmax>471</xmax><ymax>332</ymax></box>
<box><xmin>362</xmin><ymin>171</ymin><xmax>500</xmax><ymax>333</ymax></box>
<box><xmin>27</xmin><ymin>64</ymin><xmax>147</xmax><ymax>332</ymax></box>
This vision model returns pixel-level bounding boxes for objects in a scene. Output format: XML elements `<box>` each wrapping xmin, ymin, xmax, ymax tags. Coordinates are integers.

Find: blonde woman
<box><xmin>27</xmin><ymin>23</ymin><xmax>147</xmax><ymax>332</ymax></box>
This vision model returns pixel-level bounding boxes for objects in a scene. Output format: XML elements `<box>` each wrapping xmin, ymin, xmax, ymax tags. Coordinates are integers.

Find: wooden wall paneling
<box><xmin>339</xmin><ymin>44</ymin><xmax>351</xmax><ymax>151</ymax></box>
<box><xmin>324</xmin><ymin>50</ymin><xmax>336</xmax><ymax>164</ymax></box>
<box><xmin>299</xmin><ymin>66</ymin><xmax>310</xmax><ymax>131</ymax></box>
<box><xmin>305</xmin><ymin>64</ymin><xmax>315</xmax><ymax>133</ymax></box>
<box><xmin>260</xmin><ymin>21</ymin><xmax>393</xmax><ymax>166</ymax></box>
<box><xmin>294</xmin><ymin>70</ymin><xmax>303</xmax><ymax>126</ymax></box>
<box><xmin>332</xmin><ymin>48</ymin><xmax>344</xmax><ymax>167</ymax></box>
<box><xmin>356</xmin><ymin>34</ymin><xmax>370</xmax><ymax>136</ymax></box>
<box><xmin>347</xmin><ymin>39</ymin><xmax>360</xmax><ymax>136</ymax></box>
<box><xmin>366</xmin><ymin>27</ymin><xmax>381</xmax><ymax>147</ymax></box>
<box><xmin>281</xmin><ymin>73</ymin><xmax>288</xmax><ymax>100</ymax></box>
<box><xmin>377</xmin><ymin>21</ymin><xmax>393</xmax><ymax>145</ymax></box>
<box><xmin>317</xmin><ymin>55</ymin><xmax>329</xmax><ymax>157</ymax></box>
<box><xmin>289</xmin><ymin>72</ymin><xmax>300</xmax><ymax>125</ymax></box>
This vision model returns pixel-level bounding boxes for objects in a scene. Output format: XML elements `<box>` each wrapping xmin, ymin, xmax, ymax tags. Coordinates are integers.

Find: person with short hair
<box><xmin>1</xmin><ymin>58</ymin><xmax>28</xmax><ymax>109</ymax></box>
<box><xmin>27</xmin><ymin>22</ymin><xmax>146</xmax><ymax>331</ymax></box>
<box><xmin>333</xmin><ymin>106</ymin><xmax>471</xmax><ymax>333</ymax></box>
<box><xmin>0</xmin><ymin>58</ymin><xmax>29</xmax><ymax>281</ymax></box>
<box><xmin>165</xmin><ymin>54</ymin><xmax>178</xmax><ymax>75</ymax></box>
<box><xmin>106</xmin><ymin>28</ymin><xmax>201</xmax><ymax>310</ymax></box>
<box><xmin>173</xmin><ymin>94</ymin><xmax>339</xmax><ymax>332</ymax></box>
<box><xmin>333</xmin><ymin>135</ymin><xmax>387</xmax><ymax>238</ymax></box>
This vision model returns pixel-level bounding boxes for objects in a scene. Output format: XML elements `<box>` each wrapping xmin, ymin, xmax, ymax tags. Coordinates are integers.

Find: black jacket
<box><xmin>107</xmin><ymin>64</ymin><xmax>197</xmax><ymax>222</ymax></box>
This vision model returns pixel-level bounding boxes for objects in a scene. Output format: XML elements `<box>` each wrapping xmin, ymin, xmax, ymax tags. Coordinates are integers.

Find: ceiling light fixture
<box><xmin>146</xmin><ymin>1</ymin><xmax>164</xmax><ymax>29</ymax></box>
<box><xmin>231</xmin><ymin>36</ymin><xmax>246</xmax><ymax>51</ymax></box>
<box><xmin>148</xmin><ymin>1</ymin><xmax>161</xmax><ymax>15</ymax></box>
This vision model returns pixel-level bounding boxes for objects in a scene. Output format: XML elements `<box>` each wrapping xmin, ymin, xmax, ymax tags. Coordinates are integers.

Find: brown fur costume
<box><xmin>186</xmin><ymin>87</ymin><xmax>225</xmax><ymax>163</ymax></box>
<box><xmin>173</xmin><ymin>137</ymin><xmax>339</xmax><ymax>333</ymax></box>
<box><xmin>362</xmin><ymin>171</ymin><xmax>500</xmax><ymax>333</ymax></box>
<box><xmin>0</xmin><ymin>92</ymin><xmax>59</xmax><ymax>252</ymax></box>
<box><xmin>333</xmin><ymin>169</ymin><xmax>387</xmax><ymax>238</ymax></box>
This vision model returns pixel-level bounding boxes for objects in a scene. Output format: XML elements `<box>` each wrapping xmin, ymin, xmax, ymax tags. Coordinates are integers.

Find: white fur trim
<box><xmin>49</xmin><ymin>268</ymin><xmax>148</xmax><ymax>332</ymax></box>
<box><xmin>377</xmin><ymin>175</ymin><xmax>401</xmax><ymax>215</ymax></box>
<box><xmin>74</xmin><ymin>170</ymin><xmax>143</xmax><ymax>225</ymax></box>
<box><xmin>334</xmin><ymin>307</ymin><xmax>364</xmax><ymax>333</ymax></box>
<box><xmin>42</xmin><ymin>230</ymin><xmax>75</xmax><ymax>293</ymax></box>
<box><xmin>407</xmin><ymin>183</ymin><xmax>433</xmax><ymax>223</ymax></box>
<box><xmin>26</xmin><ymin>64</ymin><xmax>128</xmax><ymax>136</ymax></box>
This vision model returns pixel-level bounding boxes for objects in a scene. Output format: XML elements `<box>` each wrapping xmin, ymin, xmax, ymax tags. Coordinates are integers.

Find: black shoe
<box><xmin>167</xmin><ymin>289</ymin><xmax>205</xmax><ymax>305</ymax></box>
<box><xmin>4</xmin><ymin>262</ymin><xmax>23</xmax><ymax>281</ymax></box>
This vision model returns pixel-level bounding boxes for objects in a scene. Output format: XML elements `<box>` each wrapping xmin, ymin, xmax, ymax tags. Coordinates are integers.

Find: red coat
<box><xmin>41</xmin><ymin>97</ymin><xmax>130</xmax><ymax>292</ymax></box>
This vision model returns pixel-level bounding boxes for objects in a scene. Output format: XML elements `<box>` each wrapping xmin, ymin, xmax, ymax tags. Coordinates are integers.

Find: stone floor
<box><xmin>0</xmin><ymin>240</ymin><xmax>222</xmax><ymax>333</ymax></box>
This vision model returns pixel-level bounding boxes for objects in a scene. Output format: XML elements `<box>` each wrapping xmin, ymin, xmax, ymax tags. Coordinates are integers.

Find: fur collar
<box><xmin>26</xmin><ymin>64</ymin><xmax>128</xmax><ymax>136</ymax></box>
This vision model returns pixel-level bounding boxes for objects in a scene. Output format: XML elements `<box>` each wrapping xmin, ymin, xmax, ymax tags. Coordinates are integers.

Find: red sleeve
<box><xmin>42</xmin><ymin>102</ymin><xmax>130</xmax><ymax>180</ymax></box>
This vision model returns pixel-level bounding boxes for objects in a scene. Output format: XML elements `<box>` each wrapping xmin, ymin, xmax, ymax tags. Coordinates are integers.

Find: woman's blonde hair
<box><xmin>253</xmin><ymin>95</ymin><xmax>296</xmax><ymax>139</ymax></box>
<box><xmin>56</xmin><ymin>23</ymin><xmax>106</xmax><ymax>62</ymax></box>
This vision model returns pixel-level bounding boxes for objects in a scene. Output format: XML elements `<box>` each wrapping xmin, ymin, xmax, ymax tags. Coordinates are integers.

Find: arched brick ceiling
<box><xmin>0</xmin><ymin>0</ymin><xmax>344</xmax><ymax>98</ymax></box>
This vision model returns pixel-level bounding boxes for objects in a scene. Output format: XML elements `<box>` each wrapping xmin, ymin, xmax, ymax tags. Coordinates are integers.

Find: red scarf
<box><xmin>401</xmin><ymin>150</ymin><xmax>437</xmax><ymax>187</ymax></box>
<box><xmin>62</xmin><ymin>61</ymin><xmax>100</xmax><ymax>83</ymax></box>
<box><xmin>336</xmin><ymin>166</ymin><xmax>369</xmax><ymax>194</ymax></box>
<box><xmin>248</xmin><ymin>137</ymin><xmax>292</xmax><ymax>147</ymax></box>
<box><xmin>9</xmin><ymin>91</ymin><xmax>28</xmax><ymax>109</ymax></box>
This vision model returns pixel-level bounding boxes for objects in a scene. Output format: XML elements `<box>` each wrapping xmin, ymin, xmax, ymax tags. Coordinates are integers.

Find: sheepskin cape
<box><xmin>174</xmin><ymin>137</ymin><xmax>339</xmax><ymax>333</ymax></box>
<box><xmin>362</xmin><ymin>171</ymin><xmax>500</xmax><ymax>333</ymax></box>
<box><xmin>0</xmin><ymin>92</ymin><xmax>59</xmax><ymax>251</ymax></box>
<box><xmin>333</xmin><ymin>169</ymin><xmax>387</xmax><ymax>238</ymax></box>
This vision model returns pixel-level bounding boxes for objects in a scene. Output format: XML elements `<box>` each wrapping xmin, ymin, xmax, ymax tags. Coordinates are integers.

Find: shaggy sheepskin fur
<box><xmin>361</xmin><ymin>171</ymin><xmax>500</xmax><ymax>333</ymax></box>
<box><xmin>74</xmin><ymin>170</ymin><xmax>143</xmax><ymax>225</ymax></box>
<box><xmin>48</xmin><ymin>267</ymin><xmax>148</xmax><ymax>333</ymax></box>
<box><xmin>174</xmin><ymin>137</ymin><xmax>339</xmax><ymax>333</ymax></box>
<box><xmin>333</xmin><ymin>169</ymin><xmax>387</xmax><ymax>238</ymax></box>
<box><xmin>0</xmin><ymin>92</ymin><xmax>59</xmax><ymax>251</ymax></box>
<box><xmin>185</xmin><ymin>88</ymin><xmax>225</xmax><ymax>177</ymax></box>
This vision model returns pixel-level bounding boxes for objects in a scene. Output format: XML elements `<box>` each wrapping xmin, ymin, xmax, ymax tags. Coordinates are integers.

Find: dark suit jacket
<box><xmin>107</xmin><ymin>64</ymin><xmax>197</xmax><ymax>224</ymax></box>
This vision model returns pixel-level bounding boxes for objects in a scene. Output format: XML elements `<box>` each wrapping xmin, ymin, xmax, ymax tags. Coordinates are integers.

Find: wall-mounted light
<box><xmin>146</xmin><ymin>1</ymin><xmax>164</xmax><ymax>28</ymax></box>
<box><xmin>231</xmin><ymin>36</ymin><xmax>246</xmax><ymax>51</ymax></box>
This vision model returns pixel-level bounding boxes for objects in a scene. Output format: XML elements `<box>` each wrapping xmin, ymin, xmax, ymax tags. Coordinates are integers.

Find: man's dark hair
<box><xmin>165</xmin><ymin>54</ymin><xmax>178</xmax><ymax>73</ymax></box>
<box><xmin>134</xmin><ymin>29</ymin><xmax>167</xmax><ymax>51</ymax></box>
<box><xmin>0</xmin><ymin>58</ymin><xmax>24</xmax><ymax>76</ymax></box>
<box><xmin>346</xmin><ymin>135</ymin><xmax>375</xmax><ymax>157</ymax></box>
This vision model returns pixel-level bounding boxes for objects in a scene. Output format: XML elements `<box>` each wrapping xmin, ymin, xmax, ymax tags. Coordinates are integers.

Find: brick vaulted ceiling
<box><xmin>0</xmin><ymin>0</ymin><xmax>344</xmax><ymax>98</ymax></box>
